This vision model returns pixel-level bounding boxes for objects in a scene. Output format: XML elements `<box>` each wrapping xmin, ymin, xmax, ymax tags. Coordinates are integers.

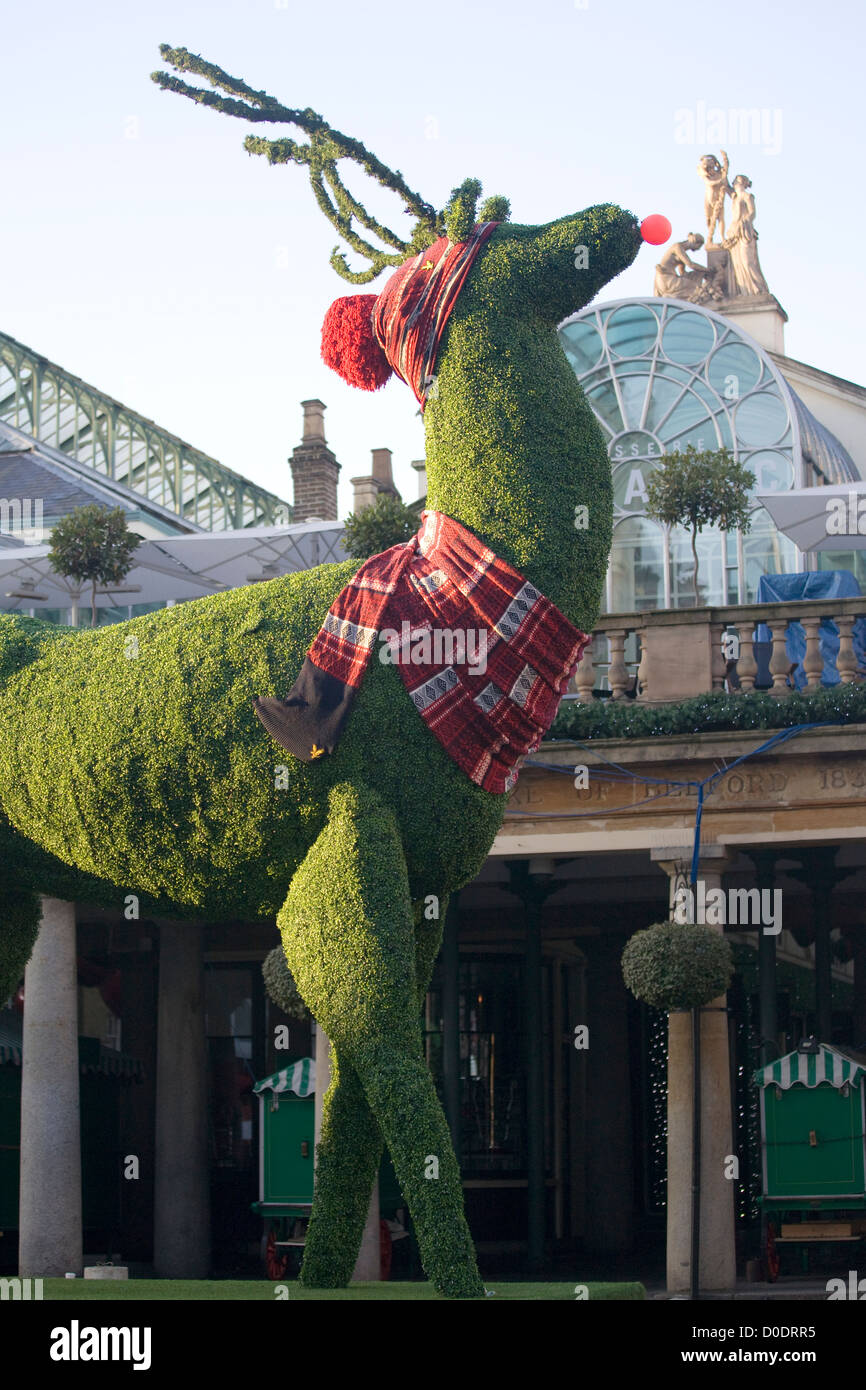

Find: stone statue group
<box><xmin>654</xmin><ymin>151</ymin><xmax>770</xmax><ymax>305</ymax></box>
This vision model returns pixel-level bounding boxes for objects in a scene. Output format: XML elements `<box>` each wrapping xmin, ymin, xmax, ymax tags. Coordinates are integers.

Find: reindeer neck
<box><xmin>422</xmin><ymin>313</ymin><xmax>612</xmax><ymax>634</ymax></box>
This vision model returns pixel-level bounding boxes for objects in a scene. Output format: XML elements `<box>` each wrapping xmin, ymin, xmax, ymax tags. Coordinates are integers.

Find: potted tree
<box><xmin>48</xmin><ymin>504</ymin><xmax>141</xmax><ymax>627</ymax></box>
<box><xmin>645</xmin><ymin>446</ymin><xmax>755</xmax><ymax>606</ymax></box>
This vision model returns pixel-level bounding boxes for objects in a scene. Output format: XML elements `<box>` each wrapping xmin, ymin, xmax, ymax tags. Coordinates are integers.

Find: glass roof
<box><xmin>558</xmin><ymin>298</ymin><xmax>860</xmax><ymax>525</ymax></box>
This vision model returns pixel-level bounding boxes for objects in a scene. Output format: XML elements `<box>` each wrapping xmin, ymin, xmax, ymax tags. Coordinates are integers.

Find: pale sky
<box><xmin>2</xmin><ymin>0</ymin><xmax>862</xmax><ymax>519</ymax></box>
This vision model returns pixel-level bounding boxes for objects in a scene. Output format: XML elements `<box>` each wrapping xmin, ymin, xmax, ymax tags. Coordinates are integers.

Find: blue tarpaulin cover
<box><xmin>754</xmin><ymin>571</ymin><xmax>866</xmax><ymax>687</ymax></box>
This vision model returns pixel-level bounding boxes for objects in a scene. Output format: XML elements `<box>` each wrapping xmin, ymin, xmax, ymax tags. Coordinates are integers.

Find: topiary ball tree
<box><xmin>262</xmin><ymin>944</ymin><xmax>309</xmax><ymax>1021</ymax></box>
<box><xmin>621</xmin><ymin>921</ymin><xmax>734</xmax><ymax>1012</ymax></box>
<box><xmin>342</xmin><ymin>494</ymin><xmax>420</xmax><ymax>561</ymax></box>
<box><xmin>0</xmin><ymin>48</ymin><xmax>646</xmax><ymax>1299</ymax></box>
<box><xmin>48</xmin><ymin>503</ymin><xmax>141</xmax><ymax>627</ymax></box>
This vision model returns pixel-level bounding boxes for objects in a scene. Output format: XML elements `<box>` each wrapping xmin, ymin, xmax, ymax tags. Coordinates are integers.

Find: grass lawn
<box><xmin>42</xmin><ymin>1279</ymin><xmax>645</xmax><ymax>1301</ymax></box>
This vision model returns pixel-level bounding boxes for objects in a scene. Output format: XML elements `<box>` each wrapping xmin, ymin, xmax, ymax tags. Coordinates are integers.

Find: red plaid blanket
<box><xmin>253</xmin><ymin>511</ymin><xmax>588</xmax><ymax>794</ymax></box>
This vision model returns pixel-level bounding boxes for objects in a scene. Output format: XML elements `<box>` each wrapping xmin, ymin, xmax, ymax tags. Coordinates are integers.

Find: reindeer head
<box><xmin>153</xmin><ymin>47</ymin><xmax>644</xmax><ymax>620</ymax></box>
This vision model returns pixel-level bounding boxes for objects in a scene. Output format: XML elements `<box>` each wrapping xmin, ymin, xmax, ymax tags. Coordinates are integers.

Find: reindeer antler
<box><xmin>152</xmin><ymin>47</ymin><xmax>510</xmax><ymax>283</ymax></box>
<box><xmin>152</xmin><ymin>46</ymin><xmax>443</xmax><ymax>283</ymax></box>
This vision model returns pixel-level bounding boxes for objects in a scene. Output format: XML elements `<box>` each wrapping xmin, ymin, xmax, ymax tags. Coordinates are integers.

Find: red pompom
<box><xmin>321</xmin><ymin>295</ymin><xmax>393</xmax><ymax>391</ymax></box>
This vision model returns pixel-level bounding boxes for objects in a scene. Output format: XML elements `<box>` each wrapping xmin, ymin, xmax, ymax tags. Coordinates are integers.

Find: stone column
<box><xmin>153</xmin><ymin>922</ymin><xmax>209</xmax><ymax>1277</ymax></box>
<box><xmin>313</xmin><ymin>1022</ymin><xmax>380</xmax><ymax>1280</ymax></box>
<box><xmin>313</xmin><ymin>1020</ymin><xmax>331</xmax><ymax>1154</ymax></box>
<box><xmin>651</xmin><ymin>846</ymin><xmax>736</xmax><ymax>1293</ymax></box>
<box><xmin>19</xmin><ymin>897</ymin><xmax>82</xmax><ymax>1277</ymax></box>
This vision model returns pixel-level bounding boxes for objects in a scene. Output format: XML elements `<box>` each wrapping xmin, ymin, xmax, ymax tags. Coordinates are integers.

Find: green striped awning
<box><xmin>79</xmin><ymin>1046</ymin><xmax>143</xmax><ymax>1080</ymax></box>
<box><xmin>0</xmin><ymin>1021</ymin><xmax>142</xmax><ymax>1079</ymax></box>
<box><xmin>254</xmin><ymin>1057</ymin><xmax>315</xmax><ymax>1098</ymax></box>
<box><xmin>754</xmin><ymin>1044</ymin><xmax>866</xmax><ymax>1091</ymax></box>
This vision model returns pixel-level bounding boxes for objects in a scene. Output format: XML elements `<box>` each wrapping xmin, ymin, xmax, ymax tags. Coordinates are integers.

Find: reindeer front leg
<box><xmin>278</xmin><ymin>781</ymin><xmax>484</xmax><ymax>1299</ymax></box>
<box><xmin>300</xmin><ymin>1045</ymin><xmax>384</xmax><ymax>1288</ymax></box>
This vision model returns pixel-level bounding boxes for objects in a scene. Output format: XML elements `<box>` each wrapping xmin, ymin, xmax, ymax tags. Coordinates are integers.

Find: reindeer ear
<box><xmin>480</xmin><ymin>194</ymin><xmax>511</xmax><ymax>224</ymax></box>
<box><xmin>321</xmin><ymin>296</ymin><xmax>393</xmax><ymax>391</ymax></box>
<box><xmin>444</xmin><ymin>179</ymin><xmax>482</xmax><ymax>243</ymax></box>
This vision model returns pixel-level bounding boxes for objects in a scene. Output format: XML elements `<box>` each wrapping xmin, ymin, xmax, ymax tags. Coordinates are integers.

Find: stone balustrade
<box><xmin>569</xmin><ymin>596</ymin><xmax>866</xmax><ymax>704</ymax></box>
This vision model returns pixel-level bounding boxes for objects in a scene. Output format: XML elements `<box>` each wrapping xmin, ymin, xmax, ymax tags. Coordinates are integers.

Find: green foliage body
<box><xmin>644</xmin><ymin>446</ymin><xmax>755</xmax><ymax>604</ymax></box>
<box><xmin>0</xmin><ymin>161</ymin><xmax>640</xmax><ymax>1292</ymax></box>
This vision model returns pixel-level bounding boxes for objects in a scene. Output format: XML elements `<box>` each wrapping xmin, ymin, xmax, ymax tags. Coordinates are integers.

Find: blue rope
<box><xmin>691</xmin><ymin>784</ymin><xmax>705</xmax><ymax>886</ymax></box>
<box><xmin>508</xmin><ymin>722</ymin><xmax>831</xmax><ymax>877</ymax></box>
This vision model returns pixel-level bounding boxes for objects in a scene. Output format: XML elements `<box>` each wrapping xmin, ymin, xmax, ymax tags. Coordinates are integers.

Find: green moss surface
<box><xmin>41</xmin><ymin>1277</ymin><xmax>646</xmax><ymax>1300</ymax></box>
<box><xmin>0</xmin><ymin>574</ymin><xmax>503</xmax><ymax>922</ymax></box>
<box><xmin>280</xmin><ymin>781</ymin><xmax>481</xmax><ymax>1297</ymax></box>
<box><xmin>0</xmin><ymin>201</ymin><xmax>641</xmax><ymax>1294</ymax></box>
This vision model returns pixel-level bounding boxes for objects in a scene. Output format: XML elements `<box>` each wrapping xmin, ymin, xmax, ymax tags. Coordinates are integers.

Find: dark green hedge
<box><xmin>550</xmin><ymin>684</ymin><xmax>866</xmax><ymax>742</ymax></box>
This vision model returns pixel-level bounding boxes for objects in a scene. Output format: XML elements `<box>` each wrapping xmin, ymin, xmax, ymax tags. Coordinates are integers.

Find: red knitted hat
<box><xmin>321</xmin><ymin>221</ymin><xmax>498</xmax><ymax>409</ymax></box>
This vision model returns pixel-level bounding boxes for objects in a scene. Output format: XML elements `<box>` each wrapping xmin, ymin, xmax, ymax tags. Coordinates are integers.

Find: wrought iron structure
<box><xmin>0</xmin><ymin>329</ymin><xmax>291</xmax><ymax>530</ymax></box>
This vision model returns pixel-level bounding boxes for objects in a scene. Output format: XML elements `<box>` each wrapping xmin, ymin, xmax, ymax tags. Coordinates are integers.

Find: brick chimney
<box><xmin>290</xmin><ymin>400</ymin><xmax>340</xmax><ymax>521</ymax></box>
<box><xmin>350</xmin><ymin>448</ymin><xmax>400</xmax><ymax>514</ymax></box>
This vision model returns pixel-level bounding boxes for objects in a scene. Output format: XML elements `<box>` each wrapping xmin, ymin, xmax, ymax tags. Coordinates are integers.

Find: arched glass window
<box><xmin>743</xmin><ymin>506</ymin><xmax>798</xmax><ymax>601</ymax></box>
<box><xmin>559</xmin><ymin>299</ymin><xmax>804</xmax><ymax>611</ymax></box>
<box><xmin>608</xmin><ymin>515</ymin><xmax>665</xmax><ymax>613</ymax></box>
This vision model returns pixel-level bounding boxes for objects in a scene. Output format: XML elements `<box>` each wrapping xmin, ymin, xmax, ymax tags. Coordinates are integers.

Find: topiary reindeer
<box><xmin>0</xmin><ymin>47</ymin><xmax>645</xmax><ymax>1297</ymax></box>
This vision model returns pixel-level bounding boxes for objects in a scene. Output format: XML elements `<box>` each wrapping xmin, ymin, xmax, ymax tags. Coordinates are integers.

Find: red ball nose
<box><xmin>640</xmin><ymin>214</ymin><xmax>672</xmax><ymax>246</ymax></box>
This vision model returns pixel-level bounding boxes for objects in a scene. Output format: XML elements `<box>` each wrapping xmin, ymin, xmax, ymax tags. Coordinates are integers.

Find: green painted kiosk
<box><xmin>251</xmin><ymin>1057</ymin><xmax>407</xmax><ymax>1279</ymax></box>
<box><xmin>754</xmin><ymin>1039</ymin><xmax>866</xmax><ymax>1278</ymax></box>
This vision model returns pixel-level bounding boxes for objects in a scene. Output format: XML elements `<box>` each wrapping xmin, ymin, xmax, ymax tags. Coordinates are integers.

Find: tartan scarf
<box><xmin>253</xmin><ymin>511</ymin><xmax>588</xmax><ymax>795</ymax></box>
<box><xmin>372</xmin><ymin>222</ymin><xmax>498</xmax><ymax>409</ymax></box>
